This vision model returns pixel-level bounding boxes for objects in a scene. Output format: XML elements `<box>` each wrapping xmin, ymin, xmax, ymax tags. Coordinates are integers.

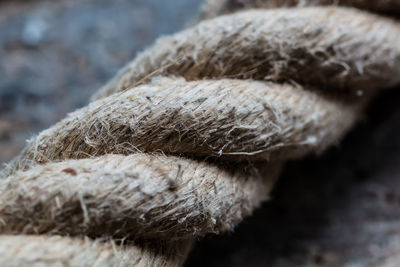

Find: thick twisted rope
<box><xmin>1</xmin><ymin>1</ymin><xmax>400</xmax><ymax>266</ymax></box>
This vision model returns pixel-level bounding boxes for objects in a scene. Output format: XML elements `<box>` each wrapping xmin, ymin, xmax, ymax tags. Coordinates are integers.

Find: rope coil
<box><xmin>1</xmin><ymin>1</ymin><xmax>399</xmax><ymax>266</ymax></box>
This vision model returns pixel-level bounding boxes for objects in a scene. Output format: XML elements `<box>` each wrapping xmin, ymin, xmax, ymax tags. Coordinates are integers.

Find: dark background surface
<box><xmin>1</xmin><ymin>1</ymin><xmax>400</xmax><ymax>266</ymax></box>
<box><xmin>187</xmin><ymin>87</ymin><xmax>400</xmax><ymax>266</ymax></box>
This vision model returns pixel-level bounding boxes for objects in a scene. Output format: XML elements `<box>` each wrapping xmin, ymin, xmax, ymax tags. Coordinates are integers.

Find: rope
<box><xmin>200</xmin><ymin>0</ymin><xmax>400</xmax><ymax>19</ymax></box>
<box><xmin>0</xmin><ymin>236</ymin><xmax>191</xmax><ymax>267</ymax></box>
<box><xmin>1</xmin><ymin>1</ymin><xmax>399</xmax><ymax>266</ymax></box>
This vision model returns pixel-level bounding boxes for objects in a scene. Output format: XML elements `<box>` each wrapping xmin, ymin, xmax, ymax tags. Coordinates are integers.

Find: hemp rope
<box><xmin>1</xmin><ymin>1</ymin><xmax>400</xmax><ymax>266</ymax></box>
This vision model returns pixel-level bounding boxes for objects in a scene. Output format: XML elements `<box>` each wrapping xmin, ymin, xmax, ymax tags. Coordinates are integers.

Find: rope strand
<box><xmin>1</xmin><ymin>2</ymin><xmax>399</xmax><ymax>266</ymax></box>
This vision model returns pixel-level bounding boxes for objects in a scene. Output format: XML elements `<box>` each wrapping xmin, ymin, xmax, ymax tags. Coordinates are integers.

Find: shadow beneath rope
<box><xmin>186</xmin><ymin>87</ymin><xmax>400</xmax><ymax>267</ymax></box>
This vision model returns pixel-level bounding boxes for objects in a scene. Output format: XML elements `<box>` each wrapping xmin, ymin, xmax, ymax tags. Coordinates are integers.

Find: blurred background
<box><xmin>0</xmin><ymin>0</ymin><xmax>201</xmax><ymax>163</ymax></box>
<box><xmin>1</xmin><ymin>1</ymin><xmax>400</xmax><ymax>266</ymax></box>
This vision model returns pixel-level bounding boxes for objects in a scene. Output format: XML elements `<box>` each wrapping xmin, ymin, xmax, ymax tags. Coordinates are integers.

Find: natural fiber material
<box><xmin>1</xmin><ymin>2</ymin><xmax>400</xmax><ymax>267</ymax></box>
<box><xmin>4</xmin><ymin>78</ymin><xmax>359</xmax><ymax>175</ymax></box>
<box><xmin>0</xmin><ymin>154</ymin><xmax>280</xmax><ymax>239</ymax></box>
<box><xmin>200</xmin><ymin>0</ymin><xmax>400</xmax><ymax>19</ymax></box>
<box><xmin>0</xmin><ymin>235</ymin><xmax>191</xmax><ymax>267</ymax></box>
<box><xmin>95</xmin><ymin>8</ymin><xmax>400</xmax><ymax>100</ymax></box>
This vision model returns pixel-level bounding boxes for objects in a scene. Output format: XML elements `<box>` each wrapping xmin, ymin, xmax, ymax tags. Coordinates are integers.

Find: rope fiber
<box><xmin>1</xmin><ymin>0</ymin><xmax>400</xmax><ymax>266</ymax></box>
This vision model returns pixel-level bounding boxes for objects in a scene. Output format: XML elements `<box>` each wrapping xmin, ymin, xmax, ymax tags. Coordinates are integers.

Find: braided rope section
<box><xmin>1</xmin><ymin>1</ymin><xmax>400</xmax><ymax>266</ymax></box>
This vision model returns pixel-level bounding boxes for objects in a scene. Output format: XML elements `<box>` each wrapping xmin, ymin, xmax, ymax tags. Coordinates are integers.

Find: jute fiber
<box><xmin>0</xmin><ymin>236</ymin><xmax>192</xmax><ymax>267</ymax></box>
<box><xmin>200</xmin><ymin>0</ymin><xmax>400</xmax><ymax>19</ymax></box>
<box><xmin>1</xmin><ymin>0</ymin><xmax>400</xmax><ymax>266</ymax></box>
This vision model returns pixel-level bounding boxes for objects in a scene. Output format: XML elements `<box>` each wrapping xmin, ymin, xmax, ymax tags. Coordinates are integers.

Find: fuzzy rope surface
<box><xmin>0</xmin><ymin>236</ymin><xmax>191</xmax><ymax>267</ymax></box>
<box><xmin>1</xmin><ymin>1</ymin><xmax>400</xmax><ymax>266</ymax></box>
<box><xmin>200</xmin><ymin>0</ymin><xmax>400</xmax><ymax>19</ymax></box>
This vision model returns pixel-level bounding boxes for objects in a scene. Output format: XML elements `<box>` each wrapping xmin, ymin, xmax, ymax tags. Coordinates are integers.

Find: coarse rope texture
<box><xmin>0</xmin><ymin>236</ymin><xmax>192</xmax><ymax>267</ymax></box>
<box><xmin>1</xmin><ymin>0</ymin><xmax>400</xmax><ymax>266</ymax></box>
